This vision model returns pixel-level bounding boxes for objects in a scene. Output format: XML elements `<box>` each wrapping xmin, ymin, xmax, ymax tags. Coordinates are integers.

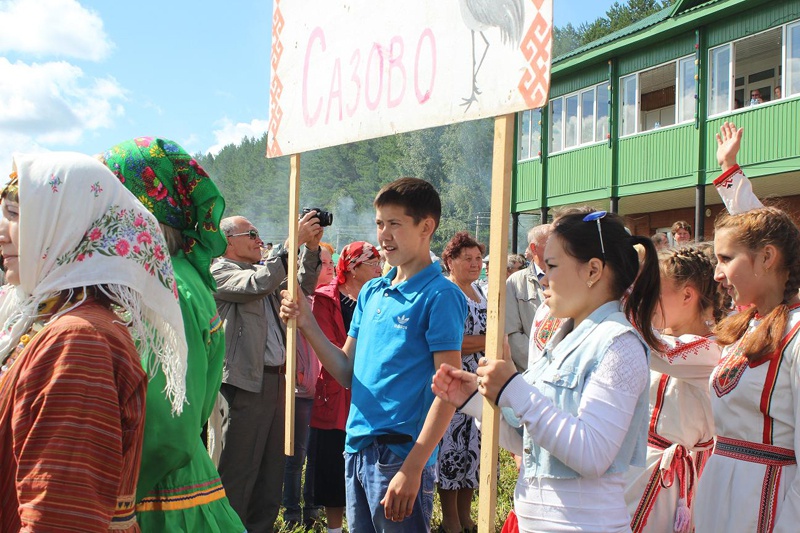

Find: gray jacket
<box><xmin>504</xmin><ymin>263</ymin><xmax>545</xmax><ymax>372</ymax></box>
<box><xmin>212</xmin><ymin>247</ymin><xmax>321</xmax><ymax>392</ymax></box>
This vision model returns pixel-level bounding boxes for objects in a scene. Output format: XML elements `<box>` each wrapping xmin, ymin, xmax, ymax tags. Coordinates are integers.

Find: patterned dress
<box><xmin>694</xmin><ymin>305</ymin><xmax>800</xmax><ymax>532</ymax></box>
<box><xmin>437</xmin><ymin>282</ymin><xmax>487</xmax><ymax>490</ymax></box>
<box><xmin>0</xmin><ymin>299</ymin><xmax>147</xmax><ymax>532</ymax></box>
<box><xmin>625</xmin><ymin>333</ymin><xmax>721</xmax><ymax>533</ymax></box>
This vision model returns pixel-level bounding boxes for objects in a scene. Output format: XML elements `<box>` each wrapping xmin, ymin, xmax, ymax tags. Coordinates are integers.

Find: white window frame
<box><xmin>707</xmin><ymin>22</ymin><xmax>799</xmax><ymax>118</ymax></box>
<box><xmin>517</xmin><ymin>108</ymin><xmax>542</xmax><ymax>162</ymax></box>
<box><xmin>620</xmin><ymin>73</ymin><xmax>639</xmax><ymax>137</ymax></box>
<box><xmin>787</xmin><ymin>20</ymin><xmax>800</xmax><ymax>97</ymax></box>
<box><xmin>708</xmin><ymin>43</ymin><xmax>733</xmax><ymax>116</ymax></box>
<box><xmin>677</xmin><ymin>56</ymin><xmax>697</xmax><ymax>124</ymax></box>
<box><xmin>619</xmin><ymin>55</ymin><xmax>694</xmax><ymax>138</ymax></box>
<box><xmin>548</xmin><ymin>81</ymin><xmax>609</xmax><ymax>154</ymax></box>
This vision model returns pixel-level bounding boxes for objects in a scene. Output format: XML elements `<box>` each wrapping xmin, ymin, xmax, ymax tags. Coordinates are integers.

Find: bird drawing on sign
<box><xmin>458</xmin><ymin>0</ymin><xmax>525</xmax><ymax>111</ymax></box>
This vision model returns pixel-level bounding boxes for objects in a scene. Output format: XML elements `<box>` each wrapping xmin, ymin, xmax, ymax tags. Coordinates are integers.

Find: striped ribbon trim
<box><xmin>714</xmin><ymin>436</ymin><xmax>796</xmax><ymax>466</ymax></box>
<box><xmin>110</xmin><ymin>493</ymin><xmax>137</xmax><ymax>530</ymax></box>
<box><xmin>136</xmin><ymin>478</ymin><xmax>227</xmax><ymax>512</ymax></box>
<box><xmin>632</xmin><ymin>432</ymin><xmax>709</xmax><ymax>533</ymax></box>
<box><xmin>714</xmin><ymin>436</ymin><xmax>795</xmax><ymax>532</ymax></box>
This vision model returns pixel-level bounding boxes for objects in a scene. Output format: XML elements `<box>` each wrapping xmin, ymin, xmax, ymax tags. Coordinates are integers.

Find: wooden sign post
<box><xmin>284</xmin><ymin>153</ymin><xmax>301</xmax><ymax>456</ymax></box>
<box><xmin>477</xmin><ymin>114</ymin><xmax>515</xmax><ymax>532</ymax></box>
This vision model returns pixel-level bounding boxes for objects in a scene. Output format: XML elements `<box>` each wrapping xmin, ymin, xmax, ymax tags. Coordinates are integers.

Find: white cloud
<box><xmin>0</xmin><ymin>131</ymin><xmax>49</xmax><ymax>182</ymax></box>
<box><xmin>205</xmin><ymin>118</ymin><xmax>269</xmax><ymax>155</ymax></box>
<box><xmin>0</xmin><ymin>0</ymin><xmax>112</xmax><ymax>61</ymax></box>
<box><xmin>0</xmin><ymin>58</ymin><xmax>126</xmax><ymax>145</ymax></box>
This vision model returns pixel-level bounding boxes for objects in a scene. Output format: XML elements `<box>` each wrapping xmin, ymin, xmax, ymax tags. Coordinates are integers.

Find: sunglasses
<box><xmin>582</xmin><ymin>210</ymin><xmax>606</xmax><ymax>260</ymax></box>
<box><xmin>228</xmin><ymin>229</ymin><xmax>260</xmax><ymax>240</ymax></box>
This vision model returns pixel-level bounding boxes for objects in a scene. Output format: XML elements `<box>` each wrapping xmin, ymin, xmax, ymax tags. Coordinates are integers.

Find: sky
<box><xmin>0</xmin><ymin>0</ymin><xmax>617</xmax><ymax>175</ymax></box>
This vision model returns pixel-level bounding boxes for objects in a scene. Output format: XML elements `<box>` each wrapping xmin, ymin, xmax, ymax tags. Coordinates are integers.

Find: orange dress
<box><xmin>0</xmin><ymin>299</ymin><xmax>147</xmax><ymax>532</ymax></box>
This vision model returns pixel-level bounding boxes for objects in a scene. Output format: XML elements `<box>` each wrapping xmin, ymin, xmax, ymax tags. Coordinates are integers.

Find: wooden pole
<box><xmin>477</xmin><ymin>114</ymin><xmax>514</xmax><ymax>533</ymax></box>
<box><xmin>285</xmin><ymin>153</ymin><xmax>301</xmax><ymax>456</ymax></box>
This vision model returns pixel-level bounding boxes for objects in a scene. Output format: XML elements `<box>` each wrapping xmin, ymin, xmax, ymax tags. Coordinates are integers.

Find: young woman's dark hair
<box><xmin>552</xmin><ymin>210</ymin><xmax>662</xmax><ymax>351</ymax></box>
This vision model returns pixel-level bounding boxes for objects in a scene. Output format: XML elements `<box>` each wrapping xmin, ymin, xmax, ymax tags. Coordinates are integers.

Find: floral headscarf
<box><xmin>335</xmin><ymin>241</ymin><xmax>380</xmax><ymax>285</ymax></box>
<box><xmin>101</xmin><ymin>137</ymin><xmax>227</xmax><ymax>289</ymax></box>
<box><xmin>0</xmin><ymin>152</ymin><xmax>188</xmax><ymax>413</ymax></box>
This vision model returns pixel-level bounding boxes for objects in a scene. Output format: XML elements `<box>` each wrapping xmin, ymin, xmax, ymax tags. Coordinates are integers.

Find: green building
<box><xmin>512</xmin><ymin>0</ymin><xmax>800</xmax><ymax>247</ymax></box>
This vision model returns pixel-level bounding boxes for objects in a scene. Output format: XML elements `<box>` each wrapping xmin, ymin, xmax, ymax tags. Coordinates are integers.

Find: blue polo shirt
<box><xmin>346</xmin><ymin>261</ymin><xmax>467</xmax><ymax>464</ymax></box>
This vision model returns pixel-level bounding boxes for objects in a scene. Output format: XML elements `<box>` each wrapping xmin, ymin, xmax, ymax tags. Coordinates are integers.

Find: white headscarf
<box><xmin>0</xmin><ymin>152</ymin><xmax>188</xmax><ymax>413</ymax></box>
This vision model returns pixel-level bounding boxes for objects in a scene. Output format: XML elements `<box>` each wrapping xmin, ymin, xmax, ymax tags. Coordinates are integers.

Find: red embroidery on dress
<box><xmin>712</xmin><ymin>335</ymin><xmax>748</xmax><ymax>397</ymax></box>
<box><xmin>664</xmin><ymin>337</ymin><xmax>711</xmax><ymax>363</ymax></box>
<box><xmin>719</xmin><ymin>176</ymin><xmax>734</xmax><ymax>189</ymax></box>
<box><xmin>535</xmin><ymin>314</ymin><xmax>562</xmax><ymax>351</ymax></box>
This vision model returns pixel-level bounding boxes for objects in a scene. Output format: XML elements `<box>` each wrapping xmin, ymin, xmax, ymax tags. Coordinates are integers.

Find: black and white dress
<box><xmin>436</xmin><ymin>282</ymin><xmax>487</xmax><ymax>490</ymax></box>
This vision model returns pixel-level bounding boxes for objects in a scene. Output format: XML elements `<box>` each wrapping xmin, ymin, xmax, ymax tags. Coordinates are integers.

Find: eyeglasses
<box><xmin>583</xmin><ymin>210</ymin><xmax>607</xmax><ymax>260</ymax></box>
<box><xmin>228</xmin><ymin>229</ymin><xmax>260</xmax><ymax>240</ymax></box>
<box><xmin>360</xmin><ymin>260</ymin><xmax>383</xmax><ymax>268</ymax></box>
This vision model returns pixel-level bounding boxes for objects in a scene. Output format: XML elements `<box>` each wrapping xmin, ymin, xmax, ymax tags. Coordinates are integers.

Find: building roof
<box><xmin>550</xmin><ymin>0</ymin><xmax>766</xmax><ymax>77</ymax></box>
<box><xmin>554</xmin><ymin>7</ymin><xmax>672</xmax><ymax>64</ymax></box>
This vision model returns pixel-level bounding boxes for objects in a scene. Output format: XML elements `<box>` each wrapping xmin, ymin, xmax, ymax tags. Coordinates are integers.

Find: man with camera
<box><xmin>212</xmin><ymin>211</ymin><xmax>324</xmax><ymax>533</ymax></box>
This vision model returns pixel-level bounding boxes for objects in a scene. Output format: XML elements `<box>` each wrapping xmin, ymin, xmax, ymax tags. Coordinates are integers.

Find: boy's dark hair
<box><xmin>374</xmin><ymin>177</ymin><xmax>441</xmax><ymax>231</ymax></box>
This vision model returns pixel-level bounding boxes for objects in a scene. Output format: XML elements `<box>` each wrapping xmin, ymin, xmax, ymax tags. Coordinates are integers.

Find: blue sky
<box><xmin>0</xmin><ymin>0</ymin><xmax>616</xmax><ymax>174</ymax></box>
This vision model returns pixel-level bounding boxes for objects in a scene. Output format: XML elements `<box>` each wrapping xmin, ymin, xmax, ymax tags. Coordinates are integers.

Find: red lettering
<box><xmin>303</xmin><ymin>27</ymin><xmax>325</xmax><ymax>126</ymax></box>
<box><xmin>301</xmin><ymin>29</ymin><xmax>437</xmax><ymax>122</ymax></box>
<box><xmin>326</xmin><ymin>58</ymin><xmax>343</xmax><ymax>124</ymax></box>
<box><xmin>364</xmin><ymin>43</ymin><xmax>384</xmax><ymax>111</ymax></box>
<box><xmin>346</xmin><ymin>50</ymin><xmax>361</xmax><ymax>117</ymax></box>
<box><xmin>387</xmin><ymin>36</ymin><xmax>406</xmax><ymax>108</ymax></box>
<box><xmin>415</xmin><ymin>29</ymin><xmax>436</xmax><ymax>104</ymax></box>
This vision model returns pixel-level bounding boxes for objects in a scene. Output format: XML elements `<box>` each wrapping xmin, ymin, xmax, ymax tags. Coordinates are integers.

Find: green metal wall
<box><xmin>618</xmin><ymin>32</ymin><xmax>696</xmax><ymax>76</ymax></box>
<box><xmin>617</xmin><ymin>124</ymin><xmax>699</xmax><ymax>195</ymax></box>
<box><xmin>551</xmin><ymin>63</ymin><xmax>609</xmax><ymax>99</ymax></box>
<box><xmin>547</xmin><ymin>144</ymin><xmax>611</xmax><ymax>202</ymax></box>
<box><xmin>512</xmin><ymin>0</ymin><xmax>800</xmax><ymax>214</ymax></box>
<box><xmin>707</xmin><ymin>1</ymin><xmax>800</xmax><ymax>48</ymax></box>
<box><xmin>514</xmin><ymin>159</ymin><xmax>543</xmax><ymax>210</ymax></box>
<box><xmin>704</xmin><ymin>98</ymin><xmax>800</xmax><ymax>181</ymax></box>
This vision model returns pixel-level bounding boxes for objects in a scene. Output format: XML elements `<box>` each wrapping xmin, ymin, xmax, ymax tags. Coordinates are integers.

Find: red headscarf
<box><xmin>336</xmin><ymin>241</ymin><xmax>380</xmax><ymax>285</ymax></box>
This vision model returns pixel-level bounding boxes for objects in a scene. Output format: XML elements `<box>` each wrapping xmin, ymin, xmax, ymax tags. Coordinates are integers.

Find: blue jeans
<box><xmin>345</xmin><ymin>441</ymin><xmax>435</xmax><ymax>532</ymax></box>
<box><xmin>282</xmin><ymin>397</ymin><xmax>319</xmax><ymax>522</ymax></box>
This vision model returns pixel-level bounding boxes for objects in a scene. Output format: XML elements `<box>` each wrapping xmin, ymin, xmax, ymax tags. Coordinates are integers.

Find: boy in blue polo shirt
<box><xmin>281</xmin><ymin>177</ymin><xmax>467</xmax><ymax>532</ymax></box>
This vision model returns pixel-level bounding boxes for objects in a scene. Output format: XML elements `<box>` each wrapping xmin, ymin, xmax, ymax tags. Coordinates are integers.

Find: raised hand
<box><xmin>716</xmin><ymin>121</ymin><xmax>743</xmax><ymax>172</ymax></box>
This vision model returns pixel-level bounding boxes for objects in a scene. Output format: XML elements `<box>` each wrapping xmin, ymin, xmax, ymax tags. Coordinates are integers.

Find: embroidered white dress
<box><xmin>694</xmin><ymin>307</ymin><xmax>800</xmax><ymax>532</ymax></box>
<box><xmin>624</xmin><ymin>333</ymin><xmax>721</xmax><ymax>533</ymax></box>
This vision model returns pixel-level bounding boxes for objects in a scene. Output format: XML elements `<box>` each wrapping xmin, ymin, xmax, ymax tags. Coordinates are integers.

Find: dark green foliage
<box><xmin>196</xmin><ymin>121</ymin><xmax>494</xmax><ymax>253</ymax></box>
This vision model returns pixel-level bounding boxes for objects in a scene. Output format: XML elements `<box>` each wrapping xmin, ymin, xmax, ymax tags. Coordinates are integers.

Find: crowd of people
<box><xmin>0</xmin><ymin>120</ymin><xmax>798</xmax><ymax>533</ymax></box>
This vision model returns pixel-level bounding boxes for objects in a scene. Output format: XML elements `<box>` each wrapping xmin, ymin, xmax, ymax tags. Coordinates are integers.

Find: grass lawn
<box><xmin>274</xmin><ymin>450</ymin><xmax>519</xmax><ymax>533</ymax></box>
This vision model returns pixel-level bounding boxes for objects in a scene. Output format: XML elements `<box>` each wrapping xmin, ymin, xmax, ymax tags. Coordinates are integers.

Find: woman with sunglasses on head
<box><xmin>308</xmin><ymin>241</ymin><xmax>383</xmax><ymax>533</ymax></box>
<box><xmin>433</xmin><ymin>209</ymin><xmax>661</xmax><ymax>532</ymax></box>
<box><xmin>691</xmin><ymin>206</ymin><xmax>800</xmax><ymax>533</ymax></box>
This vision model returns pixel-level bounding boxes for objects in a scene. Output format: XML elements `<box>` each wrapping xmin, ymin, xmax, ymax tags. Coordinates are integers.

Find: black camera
<box><xmin>301</xmin><ymin>207</ymin><xmax>334</xmax><ymax>227</ymax></box>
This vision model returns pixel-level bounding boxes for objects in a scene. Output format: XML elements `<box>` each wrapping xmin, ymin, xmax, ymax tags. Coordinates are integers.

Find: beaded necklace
<box><xmin>0</xmin><ymin>291</ymin><xmax>78</xmax><ymax>381</ymax></box>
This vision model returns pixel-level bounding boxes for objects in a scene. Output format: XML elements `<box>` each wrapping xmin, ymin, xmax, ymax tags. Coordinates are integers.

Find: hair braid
<box><xmin>659</xmin><ymin>245</ymin><xmax>722</xmax><ymax>325</ymax></box>
<box><xmin>714</xmin><ymin>207</ymin><xmax>800</xmax><ymax>362</ymax></box>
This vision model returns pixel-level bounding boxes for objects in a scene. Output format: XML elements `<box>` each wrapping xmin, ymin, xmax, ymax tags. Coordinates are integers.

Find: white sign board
<box><xmin>267</xmin><ymin>0</ymin><xmax>553</xmax><ymax>157</ymax></box>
